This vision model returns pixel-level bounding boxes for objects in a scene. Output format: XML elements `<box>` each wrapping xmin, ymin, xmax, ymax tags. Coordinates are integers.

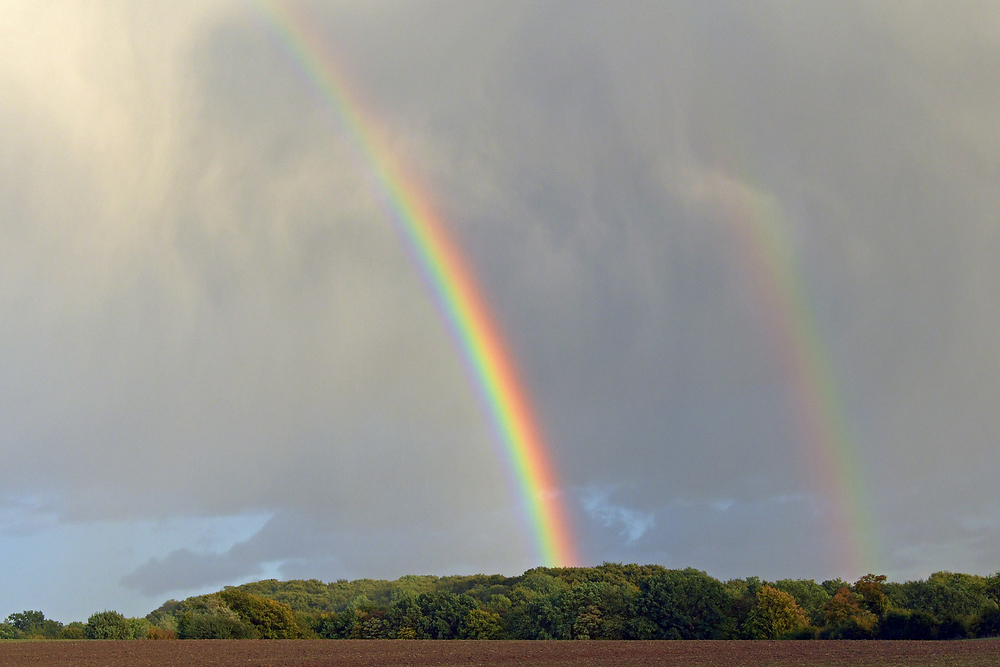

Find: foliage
<box><xmin>879</xmin><ymin>608</ymin><xmax>939</xmax><ymax>640</ymax></box>
<box><xmin>890</xmin><ymin>572</ymin><xmax>992</xmax><ymax>621</ymax></box>
<box><xmin>85</xmin><ymin>611</ymin><xmax>132</xmax><ymax>640</ymax></box>
<box><xmin>854</xmin><ymin>574</ymin><xmax>892</xmax><ymax>616</ymax></box>
<box><xmin>820</xmin><ymin>588</ymin><xmax>878</xmax><ymax>639</ymax></box>
<box><xmin>11</xmin><ymin>564</ymin><xmax>995</xmax><ymax>642</ymax></box>
<box><xmin>742</xmin><ymin>585</ymin><xmax>809</xmax><ymax>639</ymax></box>
<box><xmin>821</xmin><ymin>579</ymin><xmax>849</xmax><ymax>596</ymax></box>
<box><xmin>6</xmin><ymin>610</ymin><xmax>45</xmax><ymax>633</ymax></box>
<box><xmin>3</xmin><ymin>610</ymin><xmax>65</xmax><ymax>639</ymax></box>
<box><xmin>126</xmin><ymin>617</ymin><xmax>151</xmax><ymax>640</ymax></box>
<box><xmin>974</xmin><ymin>605</ymin><xmax>1000</xmax><ymax>637</ymax></box>
<box><xmin>218</xmin><ymin>589</ymin><xmax>299</xmax><ymax>639</ymax></box>
<box><xmin>60</xmin><ymin>623</ymin><xmax>86</xmax><ymax>640</ymax></box>
<box><xmin>177</xmin><ymin>612</ymin><xmax>258</xmax><ymax>639</ymax></box>
<box><xmin>771</xmin><ymin>579</ymin><xmax>831</xmax><ymax>627</ymax></box>
<box><xmin>414</xmin><ymin>592</ymin><xmax>478</xmax><ymax>639</ymax></box>
<box><xmin>459</xmin><ymin>608</ymin><xmax>503</xmax><ymax>639</ymax></box>
<box><xmin>633</xmin><ymin>568</ymin><xmax>732</xmax><ymax>639</ymax></box>
<box><xmin>146</xmin><ymin>625</ymin><xmax>177</xmax><ymax>640</ymax></box>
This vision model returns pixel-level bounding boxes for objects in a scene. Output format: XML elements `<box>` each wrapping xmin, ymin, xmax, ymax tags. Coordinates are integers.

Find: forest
<box><xmin>3</xmin><ymin>565</ymin><xmax>1000</xmax><ymax>641</ymax></box>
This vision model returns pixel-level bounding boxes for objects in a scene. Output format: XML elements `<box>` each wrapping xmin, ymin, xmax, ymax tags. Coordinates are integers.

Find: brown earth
<box><xmin>0</xmin><ymin>639</ymin><xmax>997</xmax><ymax>667</ymax></box>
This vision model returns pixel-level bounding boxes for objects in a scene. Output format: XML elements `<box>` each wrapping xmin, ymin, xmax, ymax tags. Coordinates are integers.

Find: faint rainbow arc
<box><xmin>250</xmin><ymin>0</ymin><xmax>578</xmax><ymax>568</ymax></box>
<box><xmin>728</xmin><ymin>185</ymin><xmax>876</xmax><ymax>577</ymax></box>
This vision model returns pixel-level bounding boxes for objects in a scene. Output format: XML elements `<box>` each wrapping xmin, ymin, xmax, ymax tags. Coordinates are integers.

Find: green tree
<box><xmin>633</xmin><ymin>568</ymin><xmax>732</xmax><ymax>639</ymax></box>
<box><xmin>821</xmin><ymin>578</ymin><xmax>849</xmax><ymax>596</ymax></box>
<box><xmin>557</xmin><ymin>581</ymin><xmax>635</xmax><ymax>639</ymax></box>
<box><xmin>974</xmin><ymin>605</ymin><xmax>1000</xmax><ymax>637</ymax></box>
<box><xmin>5</xmin><ymin>610</ymin><xmax>64</xmax><ymax>639</ymax></box>
<box><xmin>386</xmin><ymin>591</ymin><xmax>422</xmax><ymax>639</ymax></box>
<box><xmin>896</xmin><ymin>572</ymin><xmax>990</xmax><ymax>620</ymax></box>
<box><xmin>742</xmin><ymin>585</ymin><xmax>809</xmax><ymax>639</ymax></box>
<box><xmin>414</xmin><ymin>592</ymin><xmax>478</xmax><ymax>639</ymax></box>
<box><xmin>771</xmin><ymin>579</ymin><xmax>830</xmax><ymax>627</ymax></box>
<box><xmin>60</xmin><ymin>622</ymin><xmax>86</xmax><ymax>640</ymax></box>
<box><xmin>85</xmin><ymin>610</ymin><xmax>131</xmax><ymax>639</ymax></box>
<box><xmin>218</xmin><ymin>589</ymin><xmax>299</xmax><ymax>639</ymax></box>
<box><xmin>314</xmin><ymin>610</ymin><xmax>358</xmax><ymax>639</ymax></box>
<box><xmin>723</xmin><ymin>577</ymin><xmax>764</xmax><ymax>633</ymax></box>
<box><xmin>126</xmin><ymin>617</ymin><xmax>151</xmax><ymax>640</ymax></box>
<box><xmin>177</xmin><ymin>612</ymin><xmax>257</xmax><ymax>639</ymax></box>
<box><xmin>460</xmin><ymin>608</ymin><xmax>503</xmax><ymax>639</ymax></box>
<box><xmin>879</xmin><ymin>608</ymin><xmax>938</xmax><ymax>640</ymax></box>
<box><xmin>6</xmin><ymin>610</ymin><xmax>45</xmax><ymax>634</ymax></box>
<box><xmin>0</xmin><ymin>622</ymin><xmax>20</xmax><ymax>639</ymax></box>
<box><xmin>821</xmin><ymin>587</ymin><xmax>877</xmax><ymax>639</ymax></box>
<box><xmin>854</xmin><ymin>574</ymin><xmax>891</xmax><ymax>616</ymax></box>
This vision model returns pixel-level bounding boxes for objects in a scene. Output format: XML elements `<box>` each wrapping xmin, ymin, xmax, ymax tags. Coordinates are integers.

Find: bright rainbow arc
<box><xmin>251</xmin><ymin>0</ymin><xmax>578</xmax><ymax>568</ymax></box>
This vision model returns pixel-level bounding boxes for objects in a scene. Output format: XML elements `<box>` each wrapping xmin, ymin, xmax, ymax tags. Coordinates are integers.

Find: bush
<box><xmin>974</xmin><ymin>606</ymin><xmax>1000</xmax><ymax>637</ymax></box>
<box><xmin>147</xmin><ymin>625</ymin><xmax>177</xmax><ymax>640</ymax></box>
<box><xmin>937</xmin><ymin>615</ymin><xmax>972</xmax><ymax>640</ymax></box>
<box><xmin>218</xmin><ymin>590</ymin><xmax>299</xmax><ymax>639</ymax></box>
<box><xmin>177</xmin><ymin>613</ymin><xmax>258</xmax><ymax>639</ymax></box>
<box><xmin>820</xmin><ymin>616</ymin><xmax>878</xmax><ymax>639</ymax></box>
<box><xmin>86</xmin><ymin>611</ymin><xmax>131</xmax><ymax>639</ymax></box>
<box><xmin>126</xmin><ymin>617</ymin><xmax>151</xmax><ymax>640</ymax></box>
<box><xmin>782</xmin><ymin>625</ymin><xmax>818</xmax><ymax>639</ymax></box>
<box><xmin>879</xmin><ymin>609</ymin><xmax>938</xmax><ymax>640</ymax></box>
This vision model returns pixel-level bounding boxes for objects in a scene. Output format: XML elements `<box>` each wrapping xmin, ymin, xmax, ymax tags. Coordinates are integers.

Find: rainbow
<box><xmin>708</xmin><ymin>174</ymin><xmax>877</xmax><ymax>577</ymax></box>
<box><xmin>249</xmin><ymin>0</ymin><xmax>578</xmax><ymax>568</ymax></box>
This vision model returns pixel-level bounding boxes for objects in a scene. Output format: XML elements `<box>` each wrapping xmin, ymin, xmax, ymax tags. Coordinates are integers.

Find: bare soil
<box><xmin>0</xmin><ymin>639</ymin><xmax>997</xmax><ymax>667</ymax></box>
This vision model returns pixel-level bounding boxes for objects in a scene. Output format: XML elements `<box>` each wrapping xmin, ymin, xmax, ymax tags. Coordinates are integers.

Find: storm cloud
<box><xmin>1</xmin><ymin>1</ymin><xmax>999</xmax><ymax>621</ymax></box>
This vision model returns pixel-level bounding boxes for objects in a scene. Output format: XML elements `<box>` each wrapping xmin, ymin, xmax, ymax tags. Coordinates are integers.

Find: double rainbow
<box><xmin>251</xmin><ymin>1</ymin><xmax>578</xmax><ymax>568</ymax></box>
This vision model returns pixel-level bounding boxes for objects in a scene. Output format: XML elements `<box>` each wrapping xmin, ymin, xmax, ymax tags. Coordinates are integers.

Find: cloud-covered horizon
<box><xmin>2</xmin><ymin>0</ymin><xmax>999</xmax><ymax>621</ymax></box>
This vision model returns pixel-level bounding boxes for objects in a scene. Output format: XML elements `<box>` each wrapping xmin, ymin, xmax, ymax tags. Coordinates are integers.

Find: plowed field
<box><xmin>0</xmin><ymin>639</ymin><xmax>997</xmax><ymax>666</ymax></box>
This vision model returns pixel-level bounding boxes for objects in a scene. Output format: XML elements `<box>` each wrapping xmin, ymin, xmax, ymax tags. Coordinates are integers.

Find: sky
<box><xmin>2</xmin><ymin>0</ymin><xmax>999</xmax><ymax>622</ymax></box>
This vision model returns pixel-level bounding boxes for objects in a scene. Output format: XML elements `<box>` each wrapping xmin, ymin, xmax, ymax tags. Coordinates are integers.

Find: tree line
<box><xmin>4</xmin><ymin>565</ymin><xmax>1000</xmax><ymax>640</ymax></box>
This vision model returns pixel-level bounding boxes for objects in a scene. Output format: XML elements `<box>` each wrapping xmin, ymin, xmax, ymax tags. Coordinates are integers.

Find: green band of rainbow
<box><xmin>251</xmin><ymin>0</ymin><xmax>578</xmax><ymax>568</ymax></box>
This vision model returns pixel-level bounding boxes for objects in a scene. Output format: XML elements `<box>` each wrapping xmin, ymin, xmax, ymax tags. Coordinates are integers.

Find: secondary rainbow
<box><xmin>250</xmin><ymin>0</ymin><xmax>578</xmax><ymax>568</ymax></box>
<box><xmin>719</xmin><ymin>179</ymin><xmax>877</xmax><ymax>577</ymax></box>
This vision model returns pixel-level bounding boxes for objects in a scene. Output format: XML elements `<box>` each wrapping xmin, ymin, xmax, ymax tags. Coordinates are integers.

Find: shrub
<box><xmin>218</xmin><ymin>590</ymin><xmax>299</xmax><ymax>639</ymax></box>
<box><xmin>879</xmin><ymin>609</ymin><xmax>938</xmax><ymax>640</ymax></box>
<box><xmin>783</xmin><ymin>625</ymin><xmax>818</xmax><ymax>639</ymax></box>
<box><xmin>177</xmin><ymin>613</ymin><xmax>258</xmax><ymax>639</ymax></box>
<box><xmin>126</xmin><ymin>617</ymin><xmax>151</xmax><ymax>640</ymax></box>
<box><xmin>937</xmin><ymin>615</ymin><xmax>972</xmax><ymax>640</ymax></box>
<box><xmin>147</xmin><ymin>625</ymin><xmax>177</xmax><ymax>640</ymax></box>
<box><xmin>86</xmin><ymin>611</ymin><xmax>131</xmax><ymax>639</ymax></box>
<box><xmin>975</xmin><ymin>606</ymin><xmax>1000</xmax><ymax>637</ymax></box>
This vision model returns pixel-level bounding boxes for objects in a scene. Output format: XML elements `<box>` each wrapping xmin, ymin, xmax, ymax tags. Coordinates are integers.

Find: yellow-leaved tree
<box><xmin>742</xmin><ymin>585</ymin><xmax>809</xmax><ymax>639</ymax></box>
